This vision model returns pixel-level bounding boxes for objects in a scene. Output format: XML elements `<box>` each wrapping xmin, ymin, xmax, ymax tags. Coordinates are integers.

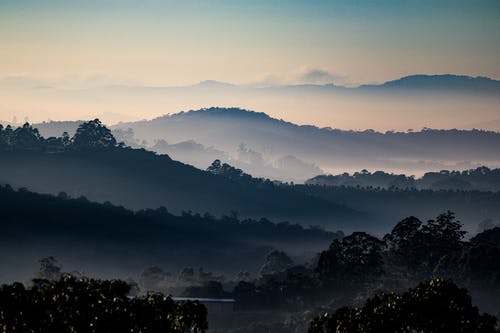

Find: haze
<box><xmin>1</xmin><ymin>0</ymin><xmax>499</xmax><ymax>130</ymax></box>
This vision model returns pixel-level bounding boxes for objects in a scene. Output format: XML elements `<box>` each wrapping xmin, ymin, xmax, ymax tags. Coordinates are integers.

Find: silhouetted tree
<box><xmin>309</xmin><ymin>279</ymin><xmax>498</xmax><ymax>333</ymax></box>
<box><xmin>383</xmin><ymin>212</ymin><xmax>467</xmax><ymax>282</ymax></box>
<box><xmin>72</xmin><ymin>119</ymin><xmax>117</xmax><ymax>149</ymax></box>
<box><xmin>12</xmin><ymin>123</ymin><xmax>43</xmax><ymax>150</ymax></box>
<box><xmin>384</xmin><ymin>216</ymin><xmax>428</xmax><ymax>283</ymax></box>
<box><xmin>316</xmin><ymin>232</ymin><xmax>385</xmax><ymax>289</ymax></box>
<box><xmin>421</xmin><ymin>211</ymin><xmax>466</xmax><ymax>269</ymax></box>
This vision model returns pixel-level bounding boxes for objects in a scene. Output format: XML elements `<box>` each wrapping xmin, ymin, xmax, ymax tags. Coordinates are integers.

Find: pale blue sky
<box><xmin>0</xmin><ymin>1</ymin><xmax>499</xmax><ymax>128</ymax></box>
<box><xmin>1</xmin><ymin>0</ymin><xmax>498</xmax><ymax>85</ymax></box>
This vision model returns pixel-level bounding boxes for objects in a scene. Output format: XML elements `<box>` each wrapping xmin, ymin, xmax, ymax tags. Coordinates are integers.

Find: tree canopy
<box><xmin>72</xmin><ymin>119</ymin><xmax>117</xmax><ymax>149</ymax></box>
<box><xmin>0</xmin><ymin>275</ymin><xmax>207</xmax><ymax>333</ymax></box>
<box><xmin>309</xmin><ymin>278</ymin><xmax>498</xmax><ymax>333</ymax></box>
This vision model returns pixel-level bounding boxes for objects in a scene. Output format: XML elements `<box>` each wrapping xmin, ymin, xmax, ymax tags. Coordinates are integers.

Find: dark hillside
<box><xmin>0</xmin><ymin>185</ymin><xmax>339</xmax><ymax>282</ymax></box>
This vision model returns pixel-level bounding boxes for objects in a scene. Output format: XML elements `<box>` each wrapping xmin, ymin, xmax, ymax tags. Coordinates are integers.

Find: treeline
<box><xmin>207</xmin><ymin>159</ymin><xmax>277</xmax><ymax>187</ymax></box>
<box><xmin>296</xmin><ymin>184</ymin><xmax>500</xmax><ymax>232</ymax></box>
<box><xmin>307</xmin><ymin>166</ymin><xmax>500</xmax><ymax>192</ymax></box>
<box><xmin>0</xmin><ymin>119</ymin><xmax>118</xmax><ymax>152</ymax></box>
<box><xmin>0</xmin><ymin>184</ymin><xmax>337</xmax><ymax>242</ymax></box>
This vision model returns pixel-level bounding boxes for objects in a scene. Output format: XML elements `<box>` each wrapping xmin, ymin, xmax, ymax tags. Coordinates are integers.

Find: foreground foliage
<box><xmin>309</xmin><ymin>279</ymin><xmax>498</xmax><ymax>333</ymax></box>
<box><xmin>0</xmin><ymin>275</ymin><xmax>207</xmax><ymax>333</ymax></box>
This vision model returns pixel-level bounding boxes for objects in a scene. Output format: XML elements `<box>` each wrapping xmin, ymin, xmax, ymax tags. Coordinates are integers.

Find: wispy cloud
<box><xmin>296</xmin><ymin>68</ymin><xmax>349</xmax><ymax>86</ymax></box>
<box><xmin>250</xmin><ymin>67</ymin><xmax>353</xmax><ymax>87</ymax></box>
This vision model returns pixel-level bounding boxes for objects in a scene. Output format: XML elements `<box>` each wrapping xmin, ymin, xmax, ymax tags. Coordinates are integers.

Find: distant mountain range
<box><xmin>156</xmin><ymin>74</ymin><xmax>500</xmax><ymax>94</ymax></box>
<box><xmin>108</xmin><ymin>74</ymin><xmax>500</xmax><ymax>96</ymax></box>
<box><xmin>358</xmin><ymin>74</ymin><xmax>500</xmax><ymax>94</ymax></box>
<box><xmin>5</xmin><ymin>73</ymin><xmax>498</xmax><ymax>92</ymax></box>
<box><xmin>3</xmin><ymin>73</ymin><xmax>499</xmax><ymax>132</ymax></box>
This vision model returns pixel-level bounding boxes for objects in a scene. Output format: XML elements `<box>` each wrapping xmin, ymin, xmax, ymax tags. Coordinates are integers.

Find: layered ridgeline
<box><xmin>0</xmin><ymin>184</ymin><xmax>339</xmax><ymax>283</ymax></box>
<box><xmin>2</xmin><ymin>121</ymin><xmax>500</xmax><ymax>233</ymax></box>
<box><xmin>109</xmin><ymin>107</ymin><xmax>500</xmax><ymax>181</ymax></box>
<box><xmin>33</xmin><ymin>107</ymin><xmax>500</xmax><ymax>182</ymax></box>
<box><xmin>0</xmin><ymin>121</ymin><xmax>360</xmax><ymax>228</ymax></box>
<box><xmin>4</xmin><ymin>73</ymin><xmax>500</xmax><ymax>133</ymax></box>
<box><xmin>209</xmin><ymin>161</ymin><xmax>500</xmax><ymax>234</ymax></box>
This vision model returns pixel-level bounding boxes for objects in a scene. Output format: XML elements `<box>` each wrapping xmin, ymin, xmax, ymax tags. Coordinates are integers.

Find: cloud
<box><xmin>249</xmin><ymin>67</ymin><xmax>352</xmax><ymax>87</ymax></box>
<box><xmin>296</xmin><ymin>68</ymin><xmax>349</xmax><ymax>85</ymax></box>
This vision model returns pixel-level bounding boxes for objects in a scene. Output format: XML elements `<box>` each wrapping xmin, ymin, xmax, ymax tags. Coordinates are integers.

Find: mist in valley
<box><xmin>1</xmin><ymin>1</ymin><xmax>500</xmax><ymax>331</ymax></box>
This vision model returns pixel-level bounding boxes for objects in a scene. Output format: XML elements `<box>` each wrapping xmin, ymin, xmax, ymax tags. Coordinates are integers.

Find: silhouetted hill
<box><xmin>0</xmin><ymin>185</ymin><xmax>339</xmax><ymax>282</ymax></box>
<box><xmin>186</xmin><ymin>74</ymin><xmax>500</xmax><ymax>96</ymax></box>
<box><xmin>0</xmin><ymin>148</ymin><xmax>360</xmax><ymax>225</ymax></box>
<box><xmin>360</xmin><ymin>74</ymin><xmax>500</xmax><ymax>94</ymax></box>
<box><xmin>8</xmin><ymin>72</ymin><xmax>500</xmax><ymax>137</ymax></box>
<box><xmin>188</xmin><ymin>74</ymin><xmax>500</xmax><ymax>95</ymax></box>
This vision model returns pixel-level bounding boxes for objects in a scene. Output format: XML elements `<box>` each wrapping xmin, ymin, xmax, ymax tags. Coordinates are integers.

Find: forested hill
<box><xmin>0</xmin><ymin>121</ymin><xmax>360</xmax><ymax>227</ymax></box>
<box><xmin>0</xmin><ymin>184</ymin><xmax>339</xmax><ymax>282</ymax></box>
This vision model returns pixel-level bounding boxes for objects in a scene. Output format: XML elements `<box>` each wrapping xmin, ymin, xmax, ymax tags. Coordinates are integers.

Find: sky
<box><xmin>0</xmin><ymin>0</ymin><xmax>499</xmax><ymax>127</ymax></box>
<box><xmin>1</xmin><ymin>0</ymin><xmax>499</xmax><ymax>85</ymax></box>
